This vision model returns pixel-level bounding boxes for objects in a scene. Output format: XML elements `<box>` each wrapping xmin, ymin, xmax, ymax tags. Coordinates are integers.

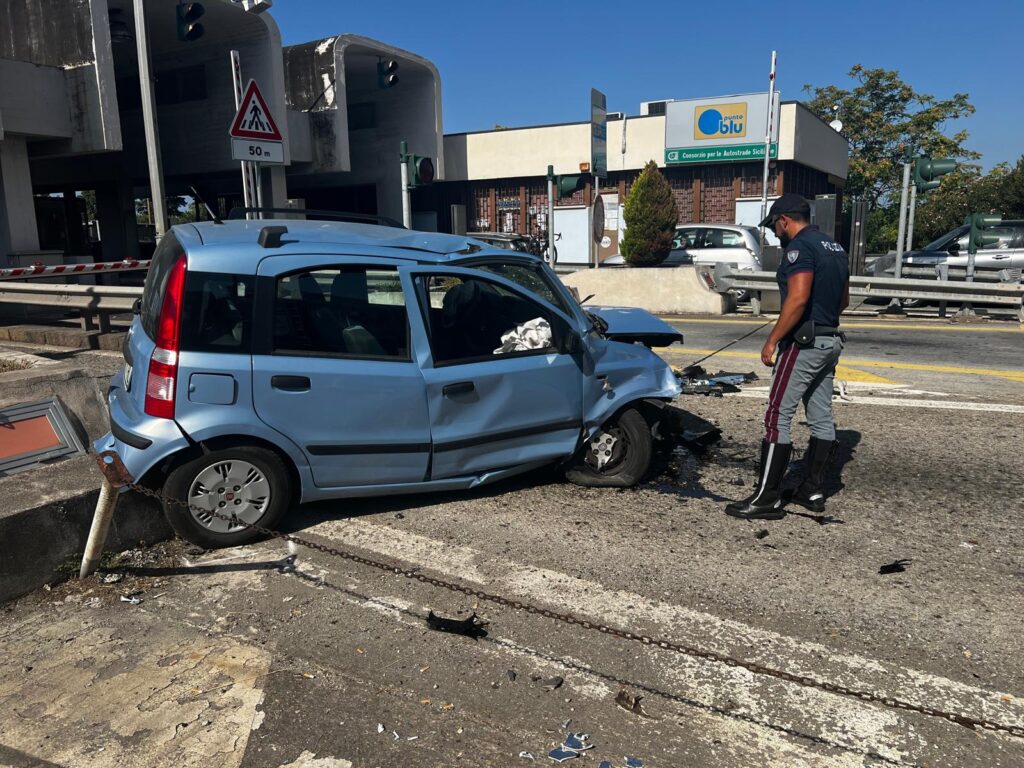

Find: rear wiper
<box><xmin>580</xmin><ymin>293</ymin><xmax>595</xmax><ymax>304</ymax></box>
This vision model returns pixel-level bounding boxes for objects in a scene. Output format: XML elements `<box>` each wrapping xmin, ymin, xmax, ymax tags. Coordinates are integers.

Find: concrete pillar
<box><xmin>95</xmin><ymin>179</ymin><xmax>139</xmax><ymax>262</ymax></box>
<box><xmin>0</xmin><ymin>138</ymin><xmax>41</xmax><ymax>259</ymax></box>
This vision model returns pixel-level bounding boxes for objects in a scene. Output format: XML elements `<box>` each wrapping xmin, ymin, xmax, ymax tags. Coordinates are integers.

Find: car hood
<box><xmin>586</xmin><ymin>306</ymin><xmax>683</xmax><ymax>347</ymax></box>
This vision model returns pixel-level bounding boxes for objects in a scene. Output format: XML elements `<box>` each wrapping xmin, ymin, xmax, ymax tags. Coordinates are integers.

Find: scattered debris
<box><xmin>879</xmin><ymin>559</ymin><xmax>911</xmax><ymax>575</ymax></box>
<box><xmin>519</xmin><ymin>752</ymin><xmax>536</xmax><ymax>761</ymax></box>
<box><xmin>392</xmin><ymin>731</ymin><xmax>400</xmax><ymax>741</ymax></box>
<box><xmin>675</xmin><ymin>365</ymin><xmax>758</xmax><ymax>397</ymax></box>
<box><xmin>615</xmin><ymin>689</ymin><xmax>660</xmax><ymax>720</ymax></box>
<box><xmin>506</xmin><ymin>669</ymin><xmax>518</xmax><ymax>682</ymax></box>
<box><xmin>754</xmin><ymin>529</ymin><xmax>770</xmax><ymax>540</ymax></box>
<box><xmin>561</xmin><ymin>718</ymin><xmax>572</xmax><ymax>730</ymax></box>
<box><xmin>547</xmin><ymin>747</ymin><xmax>579</xmax><ymax>763</ymax></box>
<box><xmin>530</xmin><ymin>675</ymin><xmax>563</xmax><ymax>691</ymax></box>
<box><xmin>395</xmin><ymin>513</ymin><xmax>405</xmax><ymax>519</ymax></box>
<box><xmin>625</xmin><ymin>758</ymin><xmax>645</xmax><ymax>768</ymax></box>
<box><xmin>376</xmin><ymin>723</ymin><xmax>385</xmax><ymax>734</ymax></box>
<box><xmin>439</xmin><ymin>703</ymin><xmax>455</xmax><ymax>711</ymax></box>
<box><xmin>119</xmin><ymin>593</ymin><xmax>143</xmax><ymax>605</ymax></box>
<box><xmin>282</xmin><ymin>596</ymin><xmax>294</xmax><ymax>602</ymax></box>
<box><xmin>426</xmin><ymin>611</ymin><xmax>488</xmax><ymax>639</ymax></box>
<box><xmin>407</xmin><ymin>736</ymin><xmax>419</xmax><ymax>741</ymax></box>
<box><xmin>420</xmin><ymin>666</ymin><xmax>430</xmax><ymax>673</ymax></box>
<box><xmin>562</xmin><ymin>734</ymin><xmax>593</xmax><ymax>752</ymax></box>
<box><xmin>101</xmin><ymin>573</ymin><xmax>124</xmax><ymax>584</ymax></box>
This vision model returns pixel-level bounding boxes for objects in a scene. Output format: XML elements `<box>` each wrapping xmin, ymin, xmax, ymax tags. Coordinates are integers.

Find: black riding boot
<box><xmin>725</xmin><ymin>441</ymin><xmax>792</xmax><ymax>519</ymax></box>
<box><xmin>782</xmin><ymin>437</ymin><xmax>835</xmax><ymax>512</ymax></box>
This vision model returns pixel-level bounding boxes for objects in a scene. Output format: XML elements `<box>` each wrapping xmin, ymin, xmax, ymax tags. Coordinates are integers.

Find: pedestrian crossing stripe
<box><xmin>229</xmin><ymin>80</ymin><xmax>283</xmax><ymax>141</ymax></box>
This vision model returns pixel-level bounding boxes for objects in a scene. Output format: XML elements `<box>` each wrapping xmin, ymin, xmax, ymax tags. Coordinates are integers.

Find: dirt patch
<box><xmin>0</xmin><ymin>358</ymin><xmax>30</xmax><ymax>373</ymax></box>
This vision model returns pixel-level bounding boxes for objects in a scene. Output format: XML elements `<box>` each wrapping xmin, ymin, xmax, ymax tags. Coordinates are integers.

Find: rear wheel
<box><xmin>162</xmin><ymin>446</ymin><xmax>291</xmax><ymax>549</ymax></box>
<box><xmin>565</xmin><ymin>407</ymin><xmax>652</xmax><ymax>488</ymax></box>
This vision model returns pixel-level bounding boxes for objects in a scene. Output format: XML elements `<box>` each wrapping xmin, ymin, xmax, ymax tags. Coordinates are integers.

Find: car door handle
<box><xmin>271</xmin><ymin>375</ymin><xmax>311</xmax><ymax>392</ymax></box>
<box><xmin>442</xmin><ymin>381</ymin><xmax>475</xmax><ymax>397</ymax></box>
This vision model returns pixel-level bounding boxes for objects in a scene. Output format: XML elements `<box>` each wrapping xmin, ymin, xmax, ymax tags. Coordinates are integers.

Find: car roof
<box><xmin>172</xmin><ymin>219</ymin><xmax>525</xmax><ymax>272</ymax></box>
<box><xmin>675</xmin><ymin>223</ymin><xmax>757</xmax><ymax>232</ymax></box>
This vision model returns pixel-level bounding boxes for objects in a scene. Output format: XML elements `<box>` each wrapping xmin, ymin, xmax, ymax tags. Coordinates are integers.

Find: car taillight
<box><xmin>144</xmin><ymin>256</ymin><xmax>186</xmax><ymax>419</ymax></box>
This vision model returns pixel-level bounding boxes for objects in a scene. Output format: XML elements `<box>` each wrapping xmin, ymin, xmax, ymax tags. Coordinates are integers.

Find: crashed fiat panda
<box><xmin>96</xmin><ymin>218</ymin><xmax>688</xmax><ymax>548</ymax></box>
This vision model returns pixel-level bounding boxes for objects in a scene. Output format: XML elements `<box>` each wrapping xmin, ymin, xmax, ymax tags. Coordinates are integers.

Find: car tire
<box><xmin>162</xmin><ymin>446</ymin><xmax>291</xmax><ymax>549</ymax></box>
<box><xmin>564</xmin><ymin>407</ymin><xmax>652</xmax><ymax>488</ymax></box>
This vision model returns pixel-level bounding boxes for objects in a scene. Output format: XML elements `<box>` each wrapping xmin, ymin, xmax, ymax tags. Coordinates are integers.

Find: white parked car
<box><xmin>665</xmin><ymin>224</ymin><xmax>763</xmax><ymax>272</ymax></box>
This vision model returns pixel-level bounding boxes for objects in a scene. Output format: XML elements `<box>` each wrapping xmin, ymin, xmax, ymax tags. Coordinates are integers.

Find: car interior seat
<box><xmin>330</xmin><ymin>271</ymin><xmax>386</xmax><ymax>356</ymax></box>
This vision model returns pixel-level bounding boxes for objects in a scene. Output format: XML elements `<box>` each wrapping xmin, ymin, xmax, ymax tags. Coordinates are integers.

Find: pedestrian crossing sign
<box><xmin>229</xmin><ymin>80</ymin><xmax>283</xmax><ymax>141</ymax></box>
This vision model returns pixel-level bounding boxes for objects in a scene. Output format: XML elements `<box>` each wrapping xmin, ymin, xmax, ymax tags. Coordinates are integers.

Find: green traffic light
<box><xmin>556</xmin><ymin>175</ymin><xmax>585</xmax><ymax>199</ymax></box>
<box><xmin>176</xmin><ymin>1</ymin><xmax>205</xmax><ymax>42</ymax></box>
<box><xmin>967</xmin><ymin>212</ymin><xmax>1002</xmax><ymax>255</ymax></box>
<box><xmin>913</xmin><ymin>157</ymin><xmax>956</xmax><ymax>191</ymax></box>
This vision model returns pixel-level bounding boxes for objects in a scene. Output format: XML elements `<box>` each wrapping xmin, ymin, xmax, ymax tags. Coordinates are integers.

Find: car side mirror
<box><xmin>132</xmin><ymin>297</ymin><xmax>142</xmax><ymax>315</ymax></box>
<box><xmin>947</xmin><ymin>242</ymin><xmax>960</xmax><ymax>254</ymax></box>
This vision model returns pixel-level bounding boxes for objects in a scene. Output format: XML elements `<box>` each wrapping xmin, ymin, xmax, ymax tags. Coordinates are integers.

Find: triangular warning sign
<box><xmin>229</xmin><ymin>80</ymin><xmax>283</xmax><ymax>141</ymax></box>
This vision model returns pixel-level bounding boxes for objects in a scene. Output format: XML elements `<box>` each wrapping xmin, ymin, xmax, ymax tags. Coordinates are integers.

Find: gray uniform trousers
<box><xmin>764</xmin><ymin>335</ymin><xmax>845</xmax><ymax>444</ymax></box>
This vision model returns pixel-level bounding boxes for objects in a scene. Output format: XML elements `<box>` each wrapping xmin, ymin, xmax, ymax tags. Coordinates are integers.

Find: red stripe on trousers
<box><xmin>764</xmin><ymin>343</ymin><xmax>800</xmax><ymax>443</ymax></box>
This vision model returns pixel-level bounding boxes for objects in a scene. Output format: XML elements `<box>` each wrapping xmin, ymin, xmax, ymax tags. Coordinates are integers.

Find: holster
<box><xmin>794</xmin><ymin>319</ymin><xmax>815</xmax><ymax>348</ymax></box>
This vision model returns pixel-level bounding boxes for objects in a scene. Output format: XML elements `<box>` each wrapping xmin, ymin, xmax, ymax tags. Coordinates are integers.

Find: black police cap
<box><xmin>759</xmin><ymin>193</ymin><xmax>811</xmax><ymax>227</ymax></box>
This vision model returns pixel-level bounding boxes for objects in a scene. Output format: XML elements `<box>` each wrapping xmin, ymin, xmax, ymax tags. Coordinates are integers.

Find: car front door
<box><xmin>251</xmin><ymin>257</ymin><xmax>431</xmax><ymax>489</ymax></box>
<box><xmin>408</xmin><ymin>266</ymin><xmax>585</xmax><ymax>480</ymax></box>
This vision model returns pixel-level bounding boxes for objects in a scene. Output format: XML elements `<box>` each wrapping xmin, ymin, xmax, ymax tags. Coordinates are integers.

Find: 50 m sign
<box><xmin>231</xmin><ymin>138</ymin><xmax>283</xmax><ymax>164</ymax></box>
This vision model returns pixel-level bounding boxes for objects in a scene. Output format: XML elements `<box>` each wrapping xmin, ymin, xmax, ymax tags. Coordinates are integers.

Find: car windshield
<box><xmin>922</xmin><ymin>226</ymin><xmax>968</xmax><ymax>252</ymax></box>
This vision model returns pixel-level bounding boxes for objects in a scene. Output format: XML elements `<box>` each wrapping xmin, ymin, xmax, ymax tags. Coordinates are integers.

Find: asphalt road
<box><xmin>1</xmin><ymin>317</ymin><xmax>1023</xmax><ymax>768</ymax></box>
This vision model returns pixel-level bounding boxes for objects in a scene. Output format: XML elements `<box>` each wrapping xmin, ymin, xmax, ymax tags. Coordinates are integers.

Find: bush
<box><xmin>621</xmin><ymin>160</ymin><xmax>677</xmax><ymax>267</ymax></box>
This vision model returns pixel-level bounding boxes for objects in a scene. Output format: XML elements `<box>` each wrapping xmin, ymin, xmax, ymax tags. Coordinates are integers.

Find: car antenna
<box><xmin>189</xmin><ymin>185</ymin><xmax>223</xmax><ymax>224</ymax></box>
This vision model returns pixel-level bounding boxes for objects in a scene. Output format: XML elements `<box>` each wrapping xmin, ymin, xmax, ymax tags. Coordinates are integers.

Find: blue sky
<box><xmin>272</xmin><ymin>0</ymin><xmax>1022</xmax><ymax>170</ymax></box>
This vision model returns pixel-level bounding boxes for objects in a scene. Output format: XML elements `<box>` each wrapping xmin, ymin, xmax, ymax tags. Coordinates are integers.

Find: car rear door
<box><xmin>407</xmin><ymin>266</ymin><xmax>585</xmax><ymax>481</ymax></box>
<box><xmin>251</xmin><ymin>256</ymin><xmax>431</xmax><ymax>489</ymax></box>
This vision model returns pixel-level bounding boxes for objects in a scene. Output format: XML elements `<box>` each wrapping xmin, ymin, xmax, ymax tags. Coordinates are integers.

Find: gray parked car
<box><xmin>96</xmin><ymin>218</ymin><xmax>688</xmax><ymax>548</ymax></box>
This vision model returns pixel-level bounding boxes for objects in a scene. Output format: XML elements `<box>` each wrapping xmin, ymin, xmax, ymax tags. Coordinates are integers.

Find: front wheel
<box><xmin>564</xmin><ymin>407</ymin><xmax>652</xmax><ymax>488</ymax></box>
<box><xmin>162</xmin><ymin>446</ymin><xmax>291</xmax><ymax>549</ymax></box>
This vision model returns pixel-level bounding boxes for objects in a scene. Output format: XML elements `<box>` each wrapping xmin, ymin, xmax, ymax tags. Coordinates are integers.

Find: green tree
<box><xmin>621</xmin><ymin>160</ymin><xmax>676</xmax><ymax>267</ymax></box>
<box><xmin>804</xmin><ymin>65</ymin><xmax>978</xmax><ymax>251</ymax></box>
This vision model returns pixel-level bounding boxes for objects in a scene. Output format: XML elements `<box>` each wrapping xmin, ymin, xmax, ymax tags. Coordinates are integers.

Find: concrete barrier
<box><xmin>559</xmin><ymin>266</ymin><xmax>734</xmax><ymax>315</ymax></box>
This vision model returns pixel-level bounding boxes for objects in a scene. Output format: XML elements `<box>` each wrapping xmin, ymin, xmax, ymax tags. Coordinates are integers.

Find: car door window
<box><xmin>273</xmin><ymin>266</ymin><xmax>409</xmax><ymax>359</ymax></box>
<box><xmin>674</xmin><ymin>228</ymin><xmax>699</xmax><ymax>249</ymax></box>
<box><xmin>981</xmin><ymin>227</ymin><xmax>1015</xmax><ymax>250</ymax></box>
<box><xmin>701</xmin><ymin>229</ymin><xmax>743</xmax><ymax>248</ymax></box>
<box><xmin>419</xmin><ymin>274</ymin><xmax>559</xmax><ymax>365</ymax></box>
<box><xmin>472</xmin><ymin>261</ymin><xmax>571</xmax><ymax>314</ymax></box>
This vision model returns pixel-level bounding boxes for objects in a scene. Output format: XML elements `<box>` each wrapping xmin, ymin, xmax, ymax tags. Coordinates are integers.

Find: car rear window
<box><xmin>180</xmin><ymin>272</ymin><xmax>254</xmax><ymax>353</ymax></box>
<box><xmin>140</xmin><ymin>233</ymin><xmax>186</xmax><ymax>341</ymax></box>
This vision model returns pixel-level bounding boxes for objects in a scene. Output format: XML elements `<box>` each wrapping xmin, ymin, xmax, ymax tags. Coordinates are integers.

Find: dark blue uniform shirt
<box><xmin>776</xmin><ymin>225</ymin><xmax>850</xmax><ymax>335</ymax></box>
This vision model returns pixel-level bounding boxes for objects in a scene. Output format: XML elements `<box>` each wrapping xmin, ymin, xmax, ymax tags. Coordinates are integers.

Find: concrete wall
<box><xmin>445</xmin><ymin>115</ymin><xmax>667</xmax><ymax>181</ymax></box>
<box><xmin>560</xmin><ymin>266</ymin><xmax>732</xmax><ymax>315</ymax></box>
<box><xmin>0</xmin><ymin>139</ymin><xmax>41</xmax><ymax>254</ymax></box>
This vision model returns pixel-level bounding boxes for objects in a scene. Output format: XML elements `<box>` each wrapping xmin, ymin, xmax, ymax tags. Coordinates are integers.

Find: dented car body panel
<box><xmin>95</xmin><ymin>220</ymin><xmax>685</xmax><ymax>500</ymax></box>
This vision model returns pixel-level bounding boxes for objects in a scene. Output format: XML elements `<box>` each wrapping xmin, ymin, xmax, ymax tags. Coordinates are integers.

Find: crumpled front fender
<box><xmin>582</xmin><ymin>337</ymin><xmax>681</xmax><ymax>438</ymax></box>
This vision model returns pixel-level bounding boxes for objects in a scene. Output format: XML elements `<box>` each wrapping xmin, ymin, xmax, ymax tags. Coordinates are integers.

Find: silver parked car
<box><xmin>666</xmin><ymin>224</ymin><xmax>763</xmax><ymax>271</ymax></box>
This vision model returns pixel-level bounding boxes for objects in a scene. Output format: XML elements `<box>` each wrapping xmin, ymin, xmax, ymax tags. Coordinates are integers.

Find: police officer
<box><xmin>726</xmin><ymin>194</ymin><xmax>850</xmax><ymax>519</ymax></box>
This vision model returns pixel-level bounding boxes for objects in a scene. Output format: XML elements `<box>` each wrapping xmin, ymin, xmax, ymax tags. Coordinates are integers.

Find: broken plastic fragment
<box><xmin>119</xmin><ymin>593</ymin><xmax>143</xmax><ymax>605</ymax></box>
<box><xmin>425</xmin><ymin>611</ymin><xmax>488</xmax><ymax>640</ymax></box>
<box><xmin>519</xmin><ymin>752</ymin><xmax>535</xmax><ymax>761</ymax></box>
<box><xmin>376</xmin><ymin>723</ymin><xmax>385</xmax><ymax>734</ymax></box>
<box><xmin>625</xmin><ymin>758</ymin><xmax>644</xmax><ymax>768</ymax></box>
<box><xmin>615</xmin><ymin>689</ymin><xmax>660</xmax><ymax>720</ymax></box>
<box><xmin>562</xmin><ymin>734</ymin><xmax>593</xmax><ymax>752</ymax></box>
<box><xmin>548</xmin><ymin>747</ymin><xmax>579</xmax><ymax>763</ymax></box>
<box><xmin>392</xmin><ymin>731</ymin><xmax>400</xmax><ymax>741</ymax></box>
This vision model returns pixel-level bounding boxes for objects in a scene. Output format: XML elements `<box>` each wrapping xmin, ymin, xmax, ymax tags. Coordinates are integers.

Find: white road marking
<box><xmin>730</xmin><ymin>390</ymin><xmax>1024</xmax><ymax>412</ymax></box>
<box><xmin>303</xmin><ymin>518</ymin><xmax>1023</xmax><ymax>764</ymax></box>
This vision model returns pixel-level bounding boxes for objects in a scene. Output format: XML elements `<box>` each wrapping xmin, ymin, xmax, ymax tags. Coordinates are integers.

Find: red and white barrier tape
<box><xmin>0</xmin><ymin>260</ymin><xmax>151</xmax><ymax>281</ymax></box>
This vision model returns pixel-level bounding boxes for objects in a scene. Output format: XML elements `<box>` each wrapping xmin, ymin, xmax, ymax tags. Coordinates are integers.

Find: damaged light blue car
<box><xmin>95</xmin><ymin>217</ymin><xmax>691</xmax><ymax>548</ymax></box>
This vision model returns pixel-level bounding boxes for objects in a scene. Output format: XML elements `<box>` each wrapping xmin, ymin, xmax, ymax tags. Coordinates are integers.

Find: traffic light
<box><xmin>377</xmin><ymin>59</ymin><xmax>399</xmax><ymax>89</ymax></box>
<box><xmin>556</xmin><ymin>174</ymin><xmax>586</xmax><ymax>199</ymax></box>
<box><xmin>913</xmin><ymin>158</ymin><xmax>956</xmax><ymax>191</ymax></box>
<box><xmin>407</xmin><ymin>155</ymin><xmax>434</xmax><ymax>187</ymax></box>
<box><xmin>175</xmin><ymin>2</ymin><xmax>205</xmax><ymax>42</ymax></box>
<box><xmin>966</xmin><ymin>213</ymin><xmax>1001</xmax><ymax>256</ymax></box>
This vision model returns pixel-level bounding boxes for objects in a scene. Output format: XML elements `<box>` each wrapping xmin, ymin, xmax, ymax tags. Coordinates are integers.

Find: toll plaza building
<box><xmin>421</xmin><ymin>95</ymin><xmax>849</xmax><ymax>266</ymax></box>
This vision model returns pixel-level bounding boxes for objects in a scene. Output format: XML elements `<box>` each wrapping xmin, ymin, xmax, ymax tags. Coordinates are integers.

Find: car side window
<box><xmin>701</xmin><ymin>229</ymin><xmax>741</xmax><ymax>248</ymax></box>
<box><xmin>472</xmin><ymin>262</ymin><xmax>571</xmax><ymax>314</ymax></box>
<box><xmin>272</xmin><ymin>267</ymin><xmax>409</xmax><ymax>359</ymax></box>
<box><xmin>675</xmin><ymin>228</ymin><xmax>699</xmax><ymax>249</ymax></box>
<box><xmin>982</xmin><ymin>227</ymin><xmax>1015</xmax><ymax>250</ymax></box>
<box><xmin>419</xmin><ymin>274</ymin><xmax>558</xmax><ymax>366</ymax></box>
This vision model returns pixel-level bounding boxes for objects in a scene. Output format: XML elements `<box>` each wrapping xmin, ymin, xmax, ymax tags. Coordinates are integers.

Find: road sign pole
<box><xmin>906</xmin><ymin>182</ymin><xmax>917</xmax><ymax>253</ymax></box>
<box><xmin>254</xmin><ymin>162</ymin><xmax>264</xmax><ymax>213</ymax></box>
<box><xmin>134</xmin><ymin>0</ymin><xmax>168</xmax><ymax>239</ymax></box>
<box><xmin>894</xmin><ymin>159</ymin><xmax>911</xmax><ymax>279</ymax></box>
<box><xmin>547</xmin><ymin>165</ymin><xmax>554</xmax><ymax>264</ymax></box>
<box><xmin>400</xmin><ymin>140</ymin><xmax>411</xmax><ymax>228</ymax></box>
<box><xmin>230</xmin><ymin>51</ymin><xmax>253</xmax><ymax>219</ymax></box>
<box><xmin>759</xmin><ymin>50</ymin><xmax>777</xmax><ymax>239</ymax></box>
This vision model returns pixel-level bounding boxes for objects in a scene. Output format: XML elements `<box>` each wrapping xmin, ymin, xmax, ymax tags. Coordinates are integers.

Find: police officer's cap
<box><xmin>759</xmin><ymin>193</ymin><xmax>811</xmax><ymax>227</ymax></box>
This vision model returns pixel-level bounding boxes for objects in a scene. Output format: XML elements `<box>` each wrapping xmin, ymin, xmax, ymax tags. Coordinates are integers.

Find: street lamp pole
<box><xmin>133</xmin><ymin>0</ymin><xmax>169</xmax><ymax>239</ymax></box>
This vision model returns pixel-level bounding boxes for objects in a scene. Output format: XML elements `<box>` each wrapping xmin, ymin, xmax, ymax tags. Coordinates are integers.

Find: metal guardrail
<box><xmin>0</xmin><ymin>282</ymin><xmax>142</xmax><ymax>332</ymax></box>
<box><xmin>706</xmin><ymin>265</ymin><xmax>1024</xmax><ymax>321</ymax></box>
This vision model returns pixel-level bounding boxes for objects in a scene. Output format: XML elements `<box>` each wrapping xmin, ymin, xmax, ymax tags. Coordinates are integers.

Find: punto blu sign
<box><xmin>665</xmin><ymin>92</ymin><xmax>780</xmax><ymax>165</ymax></box>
